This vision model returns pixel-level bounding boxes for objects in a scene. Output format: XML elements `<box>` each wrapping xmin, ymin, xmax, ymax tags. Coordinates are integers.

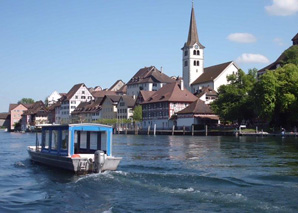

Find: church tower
<box><xmin>182</xmin><ymin>4</ymin><xmax>205</xmax><ymax>92</ymax></box>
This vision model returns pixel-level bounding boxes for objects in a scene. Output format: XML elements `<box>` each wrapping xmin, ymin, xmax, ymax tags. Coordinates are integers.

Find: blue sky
<box><xmin>0</xmin><ymin>0</ymin><xmax>297</xmax><ymax>112</ymax></box>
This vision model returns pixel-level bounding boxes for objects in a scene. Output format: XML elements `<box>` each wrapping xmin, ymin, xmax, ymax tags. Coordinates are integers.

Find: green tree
<box><xmin>211</xmin><ymin>69</ymin><xmax>257</xmax><ymax>124</ymax></box>
<box><xmin>254</xmin><ymin>64</ymin><xmax>298</xmax><ymax>128</ymax></box>
<box><xmin>132</xmin><ymin>105</ymin><xmax>142</xmax><ymax>121</ymax></box>
<box><xmin>18</xmin><ymin>98</ymin><xmax>34</xmax><ymax>104</ymax></box>
<box><xmin>282</xmin><ymin>45</ymin><xmax>298</xmax><ymax>66</ymax></box>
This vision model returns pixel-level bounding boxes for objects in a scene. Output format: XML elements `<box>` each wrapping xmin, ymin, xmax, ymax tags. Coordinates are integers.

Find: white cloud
<box><xmin>227</xmin><ymin>33</ymin><xmax>257</xmax><ymax>43</ymax></box>
<box><xmin>273</xmin><ymin>37</ymin><xmax>284</xmax><ymax>46</ymax></box>
<box><xmin>265</xmin><ymin>0</ymin><xmax>298</xmax><ymax>16</ymax></box>
<box><xmin>236</xmin><ymin>53</ymin><xmax>270</xmax><ymax>64</ymax></box>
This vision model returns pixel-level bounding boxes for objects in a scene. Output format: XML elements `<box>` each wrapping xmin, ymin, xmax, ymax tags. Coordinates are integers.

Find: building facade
<box><xmin>126</xmin><ymin>66</ymin><xmax>175</xmax><ymax>96</ymax></box>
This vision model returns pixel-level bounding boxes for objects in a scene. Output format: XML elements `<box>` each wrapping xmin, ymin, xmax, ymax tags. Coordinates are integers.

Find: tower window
<box><xmin>184</xmin><ymin>51</ymin><xmax>188</xmax><ymax>56</ymax></box>
<box><xmin>194</xmin><ymin>61</ymin><xmax>196</xmax><ymax>66</ymax></box>
<box><xmin>196</xmin><ymin>61</ymin><xmax>200</xmax><ymax>66</ymax></box>
<box><xmin>197</xmin><ymin>50</ymin><xmax>200</xmax><ymax>55</ymax></box>
<box><xmin>193</xmin><ymin>50</ymin><xmax>196</xmax><ymax>55</ymax></box>
<box><xmin>184</xmin><ymin>61</ymin><xmax>188</xmax><ymax>67</ymax></box>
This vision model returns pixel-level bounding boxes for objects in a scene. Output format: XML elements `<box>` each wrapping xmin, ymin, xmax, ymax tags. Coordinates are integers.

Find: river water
<box><xmin>1</xmin><ymin>130</ymin><xmax>298</xmax><ymax>212</ymax></box>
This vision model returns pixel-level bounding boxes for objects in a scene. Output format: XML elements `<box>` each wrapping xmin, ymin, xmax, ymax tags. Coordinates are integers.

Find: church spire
<box><xmin>186</xmin><ymin>4</ymin><xmax>204</xmax><ymax>48</ymax></box>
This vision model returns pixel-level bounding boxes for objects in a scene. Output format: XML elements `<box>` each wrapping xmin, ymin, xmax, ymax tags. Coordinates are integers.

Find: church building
<box><xmin>182</xmin><ymin>4</ymin><xmax>239</xmax><ymax>93</ymax></box>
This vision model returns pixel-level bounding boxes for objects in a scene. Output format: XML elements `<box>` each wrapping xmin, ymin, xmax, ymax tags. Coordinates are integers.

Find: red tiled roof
<box><xmin>195</xmin><ymin>87</ymin><xmax>218</xmax><ymax>98</ymax></box>
<box><xmin>65</xmin><ymin>83</ymin><xmax>85</xmax><ymax>100</ymax></box>
<box><xmin>142</xmin><ymin>82</ymin><xmax>198</xmax><ymax>104</ymax></box>
<box><xmin>92</xmin><ymin>90</ymin><xmax>117</xmax><ymax>98</ymax></box>
<box><xmin>177</xmin><ymin>99</ymin><xmax>213</xmax><ymax>114</ymax></box>
<box><xmin>127</xmin><ymin>66</ymin><xmax>175</xmax><ymax>85</ymax></box>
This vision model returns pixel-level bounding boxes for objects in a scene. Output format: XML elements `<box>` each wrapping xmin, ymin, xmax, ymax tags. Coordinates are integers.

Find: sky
<box><xmin>0</xmin><ymin>0</ymin><xmax>297</xmax><ymax>112</ymax></box>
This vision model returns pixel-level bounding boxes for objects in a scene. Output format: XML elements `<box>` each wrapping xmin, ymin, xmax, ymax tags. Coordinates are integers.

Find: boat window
<box><xmin>61</xmin><ymin>130</ymin><xmax>68</xmax><ymax>150</ymax></box>
<box><xmin>51</xmin><ymin>130</ymin><xmax>58</xmax><ymax>151</ymax></box>
<box><xmin>80</xmin><ymin>132</ymin><xmax>87</xmax><ymax>149</ymax></box>
<box><xmin>44</xmin><ymin>130</ymin><xmax>50</xmax><ymax>149</ymax></box>
<box><xmin>90</xmin><ymin>132</ymin><xmax>98</xmax><ymax>150</ymax></box>
<box><xmin>101</xmin><ymin>132</ymin><xmax>107</xmax><ymax>151</ymax></box>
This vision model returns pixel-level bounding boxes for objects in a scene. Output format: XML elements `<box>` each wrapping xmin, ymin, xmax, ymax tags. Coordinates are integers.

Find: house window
<box><xmin>71</xmin><ymin>101</ymin><xmax>76</xmax><ymax>104</ymax></box>
<box><xmin>75</xmin><ymin>96</ymin><xmax>78</xmax><ymax>99</ymax></box>
<box><xmin>88</xmin><ymin>96</ymin><xmax>92</xmax><ymax>99</ymax></box>
<box><xmin>82</xmin><ymin>91</ymin><xmax>85</xmax><ymax>94</ymax></box>
<box><xmin>153</xmin><ymin>83</ymin><xmax>157</xmax><ymax>87</ymax></box>
<box><xmin>81</xmin><ymin>96</ymin><xmax>86</xmax><ymax>99</ymax></box>
<box><xmin>184</xmin><ymin>61</ymin><xmax>188</xmax><ymax>67</ymax></box>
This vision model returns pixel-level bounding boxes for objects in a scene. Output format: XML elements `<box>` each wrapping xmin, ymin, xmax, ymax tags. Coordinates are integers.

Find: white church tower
<box><xmin>182</xmin><ymin>4</ymin><xmax>205</xmax><ymax>92</ymax></box>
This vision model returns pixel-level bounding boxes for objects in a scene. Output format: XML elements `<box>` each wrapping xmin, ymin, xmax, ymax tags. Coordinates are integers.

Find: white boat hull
<box><xmin>27</xmin><ymin>146</ymin><xmax>121</xmax><ymax>174</ymax></box>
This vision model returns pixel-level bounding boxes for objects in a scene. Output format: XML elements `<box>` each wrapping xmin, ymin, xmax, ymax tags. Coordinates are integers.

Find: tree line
<box><xmin>211</xmin><ymin>46</ymin><xmax>298</xmax><ymax>130</ymax></box>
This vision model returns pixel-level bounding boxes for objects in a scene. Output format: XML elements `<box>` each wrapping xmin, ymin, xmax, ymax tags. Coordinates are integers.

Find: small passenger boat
<box><xmin>27</xmin><ymin>123</ymin><xmax>122</xmax><ymax>174</ymax></box>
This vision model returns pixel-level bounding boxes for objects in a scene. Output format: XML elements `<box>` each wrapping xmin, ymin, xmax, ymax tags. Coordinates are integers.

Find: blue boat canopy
<box><xmin>39</xmin><ymin>123</ymin><xmax>113</xmax><ymax>157</ymax></box>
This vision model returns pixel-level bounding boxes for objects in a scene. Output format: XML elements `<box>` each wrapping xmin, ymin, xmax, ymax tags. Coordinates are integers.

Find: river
<box><xmin>1</xmin><ymin>130</ymin><xmax>298</xmax><ymax>212</ymax></box>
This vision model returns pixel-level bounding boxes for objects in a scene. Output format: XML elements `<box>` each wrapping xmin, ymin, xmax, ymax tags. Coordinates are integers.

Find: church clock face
<box><xmin>195</xmin><ymin>45</ymin><xmax>199</xmax><ymax>49</ymax></box>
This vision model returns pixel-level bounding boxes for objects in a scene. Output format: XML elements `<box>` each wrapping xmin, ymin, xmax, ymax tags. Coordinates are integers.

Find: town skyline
<box><xmin>0</xmin><ymin>0</ymin><xmax>297</xmax><ymax>112</ymax></box>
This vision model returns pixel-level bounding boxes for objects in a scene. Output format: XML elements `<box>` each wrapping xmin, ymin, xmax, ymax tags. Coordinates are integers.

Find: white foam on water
<box><xmin>75</xmin><ymin>171</ymin><xmax>114</xmax><ymax>183</ymax></box>
<box><xmin>160</xmin><ymin>186</ymin><xmax>197</xmax><ymax>194</ymax></box>
<box><xmin>102</xmin><ymin>207</ymin><xmax>113</xmax><ymax>213</ymax></box>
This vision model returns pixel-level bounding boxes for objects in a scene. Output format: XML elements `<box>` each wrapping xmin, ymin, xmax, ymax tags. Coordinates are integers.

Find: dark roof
<box><xmin>142</xmin><ymin>82</ymin><xmax>197</xmax><ymax>104</ymax></box>
<box><xmin>0</xmin><ymin>113</ymin><xmax>9</xmax><ymax>119</ymax></box>
<box><xmin>195</xmin><ymin>87</ymin><xmax>218</xmax><ymax>98</ymax></box>
<box><xmin>102</xmin><ymin>95</ymin><xmax>122</xmax><ymax>106</ymax></box>
<box><xmin>116</xmin><ymin>84</ymin><xmax>127</xmax><ymax>94</ymax></box>
<box><xmin>127</xmin><ymin>66</ymin><xmax>175</xmax><ymax>85</ymax></box>
<box><xmin>292</xmin><ymin>33</ymin><xmax>298</xmax><ymax>43</ymax></box>
<box><xmin>9</xmin><ymin>104</ymin><xmax>18</xmax><ymax>112</ymax></box>
<box><xmin>9</xmin><ymin>103</ymin><xmax>32</xmax><ymax>112</ymax></box>
<box><xmin>119</xmin><ymin>96</ymin><xmax>136</xmax><ymax>108</ymax></box>
<box><xmin>139</xmin><ymin>91</ymin><xmax>156</xmax><ymax>101</ymax></box>
<box><xmin>259</xmin><ymin>33</ymin><xmax>298</xmax><ymax>73</ymax></box>
<box><xmin>65</xmin><ymin>83</ymin><xmax>85</xmax><ymax>100</ymax></box>
<box><xmin>109</xmin><ymin>80</ymin><xmax>125</xmax><ymax>91</ymax></box>
<box><xmin>177</xmin><ymin>99</ymin><xmax>213</xmax><ymax>114</ymax></box>
<box><xmin>191</xmin><ymin>61</ymin><xmax>233</xmax><ymax>85</ymax></box>
<box><xmin>185</xmin><ymin>6</ymin><xmax>204</xmax><ymax>48</ymax></box>
<box><xmin>92</xmin><ymin>90</ymin><xmax>117</xmax><ymax>98</ymax></box>
<box><xmin>23</xmin><ymin>101</ymin><xmax>47</xmax><ymax>116</ymax></box>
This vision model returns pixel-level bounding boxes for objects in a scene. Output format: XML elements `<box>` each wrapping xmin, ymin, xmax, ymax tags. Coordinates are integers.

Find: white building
<box><xmin>191</xmin><ymin>61</ymin><xmax>239</xmax><ymax>92</ymax></box>
<box><xmin>182</xmin><ymin>5</ymin><xmax>240</xmax><ymax>93</ymax></box>
<box><xmin>182</xmin><ymin>5</ymin><xmax>205</xmax><ymax>92</ymax></box>
<box><xmin>47</xmin><ymin>91</ymin><xmax>63</xmax><ymax>106</ymax></box>
<box><xmin>141</xmin><ymin>82</ymin><xmax>198</xmax><ymax>129</ymax></box>
<box><xmin>126</xmin><ymin>66</ymin><xmax>175</xmax><ymax>96</ymax></box>
<box><xmin>58</xmin><ymin>83</ymin><xmax>94</xmax><ymax>124</ymax></box>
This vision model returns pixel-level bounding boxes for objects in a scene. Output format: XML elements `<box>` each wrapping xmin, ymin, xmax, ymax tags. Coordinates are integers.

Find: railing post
<box><xmin>172</xmin><ymin>125</ymin><xmax>175</xmax><ymax>135</ymax></box>
<box><xmin>147</xmin><ymin>125</ymin><xmax>150</xmax><ymax>135</ymax></box>
<box><xmin>192</xmin><ymin>125</ymin><xmax>194</xmax><ymax>136</ymax></box>
<box><xmin>205</xmin><ymin>125</ymin><xmax>208</xmax><ymax>136</ymax></box>
<box><xmin>183</xmin><ymin>126</ymin><xmax>185</xmax><ymax>135</ymax></box>
<box><xmin>153</xmin><ymin>124</ymin><xmax>156</xmax><ymax>136</ymax></box>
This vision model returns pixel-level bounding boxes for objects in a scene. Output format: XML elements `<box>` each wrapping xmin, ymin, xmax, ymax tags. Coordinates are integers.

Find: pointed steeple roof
<box><xmin>186</xmin><ymin>5</ymin><xmax>205</xmax><ymax>48</ymax></box>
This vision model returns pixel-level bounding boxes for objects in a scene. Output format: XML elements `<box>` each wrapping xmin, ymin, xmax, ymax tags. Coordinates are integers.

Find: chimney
<box><xmin>160</xmin><ymin>66</ymin><xmax>163</xmax><ymax>73</ymax></box>
<box><xmin>180</xmin><ymin>79</ymin><xmax>184</xmax><ymax>90</ymax></box>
